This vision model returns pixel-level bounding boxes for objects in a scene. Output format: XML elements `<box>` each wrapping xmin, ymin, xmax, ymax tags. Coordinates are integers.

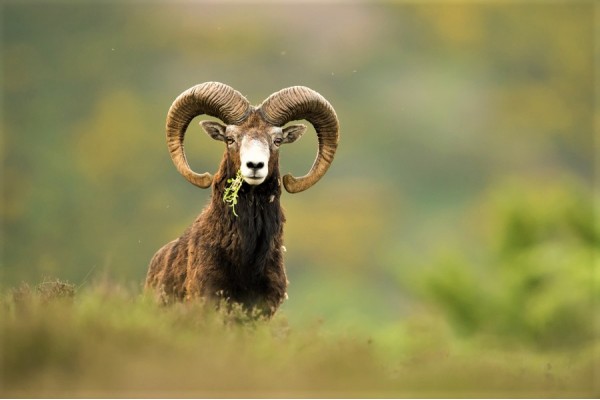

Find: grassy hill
<box><xmin>1</xmin><ymin>279</ymin><xmax>596</xmax><ymax>398</ymax></box>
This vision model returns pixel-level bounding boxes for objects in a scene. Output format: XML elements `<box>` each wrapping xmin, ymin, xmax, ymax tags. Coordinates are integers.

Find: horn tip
<box><xmin>189</xmin><ymin>172</ymin><xmax>214</xmax><ymax>189</ymax></box>
<box><xmin>282</xmin><ymin>174</ymin><xmax>303</xmax><ymax>194</ymax></box>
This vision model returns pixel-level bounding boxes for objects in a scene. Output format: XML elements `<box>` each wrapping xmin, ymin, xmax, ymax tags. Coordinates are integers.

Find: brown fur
<box><xmin>145</xmin><ymin>112</ymin><xmax>292</xmax><ymax>317</ymax></box>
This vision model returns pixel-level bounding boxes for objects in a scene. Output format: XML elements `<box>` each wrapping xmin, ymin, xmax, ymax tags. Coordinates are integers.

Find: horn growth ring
<box><xmin>259</xmin><ymin>86</ymin><xmax>340</xmax><ymax>193</ymax></box>
<box><xmin>165</xmin><ymin>82</ymin><xmax>251</xmax><ymax>188</ymax></box>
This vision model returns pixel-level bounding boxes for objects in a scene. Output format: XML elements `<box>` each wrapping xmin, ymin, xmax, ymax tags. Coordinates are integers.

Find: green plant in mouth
<box><xmin>223</xmin><ymin>169</ymin><xmax>244</xmax><ymax>217</ymax></box>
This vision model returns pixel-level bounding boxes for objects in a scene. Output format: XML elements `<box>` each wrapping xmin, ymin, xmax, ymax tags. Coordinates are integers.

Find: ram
<box><xmin>145</xmin><ymin>82</ymin><xmax>339</xmax><ymax>317</ymax></box>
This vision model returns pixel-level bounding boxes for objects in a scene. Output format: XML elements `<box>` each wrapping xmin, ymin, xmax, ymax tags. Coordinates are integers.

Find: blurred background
<box><xmin>2</xmin><ymin>1</ymin><xmax>597</xmax><ymax>348</ymax></box>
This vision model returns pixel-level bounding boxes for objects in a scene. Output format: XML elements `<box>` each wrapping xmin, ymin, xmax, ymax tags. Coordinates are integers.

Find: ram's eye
<box><xmin>273</xmin><ymin>138</ymin><xmax>283</xmax><ymax>146</ymax></box>
<box><xmin>226</xmin><ymin>137</ymin><xmax>235</xmax><ymax>145</ymax></box>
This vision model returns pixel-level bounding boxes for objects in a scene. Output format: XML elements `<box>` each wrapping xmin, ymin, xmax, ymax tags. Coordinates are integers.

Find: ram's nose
<box><xmin>246</xmin><ymin>161</ymin><xmax>265</xmax><ymax>172</ymax></box>
<box><xmin>242</xmin><ymin>159</ymin><xmax>267</xmax><ymax>184</ymax></box>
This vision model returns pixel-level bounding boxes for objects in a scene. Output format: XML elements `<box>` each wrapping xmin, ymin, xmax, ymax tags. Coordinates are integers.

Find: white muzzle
<box><xmin>240</xmin><ymin>137</ymin><xmax>269</xmax><ymax>185</ymax></box>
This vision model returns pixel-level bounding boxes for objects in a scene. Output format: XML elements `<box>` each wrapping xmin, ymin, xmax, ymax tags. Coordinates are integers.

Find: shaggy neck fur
<box><xmin>207</xmin><ymin>155</ymin><xmax>284</xmax><ymax>284</ymax></box>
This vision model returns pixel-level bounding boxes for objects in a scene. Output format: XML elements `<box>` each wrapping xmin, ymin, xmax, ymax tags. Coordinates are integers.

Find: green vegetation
<box><xmin>1</xmin><ymin>2</ymin><xmax>597</xmax><ymax>397</ymax></box>
<box><xmin>1</xmin><ymin>279</ymin><xmax>596</xmax><ymax>398</ymax></box>
<box><xmin>223</xmin><ymin>169</ymin><xmax>244</xmax><ymax>217</ymax></box>
<box><xmin>416</xmin><ymin>178</ymin><xmax>599</xmax><ymax>350</ymax></box>
<box><xmin>2</xmin><ymin>178</ymin><xmax>598</xmax><ymax>396</ymax></box>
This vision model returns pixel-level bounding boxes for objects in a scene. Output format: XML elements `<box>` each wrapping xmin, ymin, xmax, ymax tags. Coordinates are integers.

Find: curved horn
<box><xmin>166</xmin><ymin>82</ymin><xmax>251</xmax><ymax>188</ymax></box>
<box><xmin>259</xmin><ymin>86</ymin><xmax>339</xmax><ymax>193</ymax></box>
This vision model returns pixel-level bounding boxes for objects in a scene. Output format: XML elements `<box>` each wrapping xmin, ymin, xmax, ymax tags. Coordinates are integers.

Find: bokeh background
<box><xmin>2</xmin><ymin>1</ymin><xmax>598</xmax><ymax>349</ymax></box>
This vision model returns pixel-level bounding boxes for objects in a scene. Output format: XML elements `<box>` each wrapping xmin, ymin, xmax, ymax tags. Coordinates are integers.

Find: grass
<box><xmin>1</xmin><ymin>279</ymin><xmax>597</xmax><ymax>398</ymax></box>
<box><xmin>223</xmin><ymin>169</ymin><xmax>244</xmax><ymax>217</ymax></box>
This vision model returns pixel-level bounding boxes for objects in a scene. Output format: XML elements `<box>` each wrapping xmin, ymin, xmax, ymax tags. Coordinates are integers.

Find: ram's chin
<box><xmin>243</xmin><ymin>176</ymin><xmax>266</xmax><ymax>185</ymax></box>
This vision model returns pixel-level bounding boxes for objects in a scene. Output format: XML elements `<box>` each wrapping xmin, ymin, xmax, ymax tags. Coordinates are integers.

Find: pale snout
<box><xmin>240</xmin><ymin>138</ymin><xmax>269</xmax><ymax>185</ymax></box>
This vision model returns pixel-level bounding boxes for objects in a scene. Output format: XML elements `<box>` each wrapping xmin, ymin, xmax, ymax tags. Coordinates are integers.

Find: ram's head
<box><xmin>166</xmin><ymin>82</ymin><xmax>339</xmax><ymax>193</ymax></box>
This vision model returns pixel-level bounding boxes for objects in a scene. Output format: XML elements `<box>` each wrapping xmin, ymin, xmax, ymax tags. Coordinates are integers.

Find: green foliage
<box><xmin>423</xmin><ymin>256</ymin><xmax>487</xmax><ymax>336</ymax></box>
<box><xmin>222</xmin><ymin>169</ymin><xmax>243</xmax><ymax>217</ymax></box>
<box><xmin>421</xmin><ymin>177</ymin><xmax>598</xmax><ymax>349</ymax></box>
<box><xmin>1</xmin><ymin>279</ymin><xmax>597</xmax><ymax>397</ymax></box>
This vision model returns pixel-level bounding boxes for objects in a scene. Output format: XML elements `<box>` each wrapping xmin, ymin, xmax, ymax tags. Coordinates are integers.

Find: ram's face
<box><xmin>201</xmin><ymin>113</ymin><xmax>305</xmax><ymax>186</ymax></box>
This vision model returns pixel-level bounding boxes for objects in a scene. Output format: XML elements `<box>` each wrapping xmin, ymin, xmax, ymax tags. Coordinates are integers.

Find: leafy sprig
<box><xmin>223</xmin><ymin>169</ymin><xmax>243</xmax><ymax>217</ymax></box>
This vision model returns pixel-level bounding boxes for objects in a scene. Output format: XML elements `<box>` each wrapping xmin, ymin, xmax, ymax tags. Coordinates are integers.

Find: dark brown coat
<box><xmin>145</xmin><ymin>152</ymin><xmax>288</xmax><ymax>317</ymax></box>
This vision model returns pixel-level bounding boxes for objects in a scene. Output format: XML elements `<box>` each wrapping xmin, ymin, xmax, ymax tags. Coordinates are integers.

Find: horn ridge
<box><xmin>259</xmin><ymin>86</ymin><xmax>339</xmax><ymax>193</ymax></box>
<box><xmin>166</xmin><ymin>82</ymin><xmax>250</xmax><ymax>188</ymax></box>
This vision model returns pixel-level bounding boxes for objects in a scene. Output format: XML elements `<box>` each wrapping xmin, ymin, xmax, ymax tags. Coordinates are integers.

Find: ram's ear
<box><xmin>200</xmin><ymin>120</ymin><xmax>227</xmax><ymax>142</ymax></box>
<box><xmin>282</xmin><ymin>124</ymin><xmax>306</xmax><ymax>144</ymax></box>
